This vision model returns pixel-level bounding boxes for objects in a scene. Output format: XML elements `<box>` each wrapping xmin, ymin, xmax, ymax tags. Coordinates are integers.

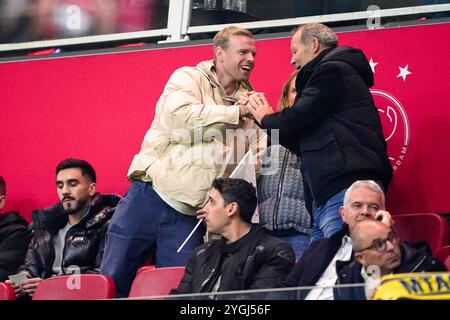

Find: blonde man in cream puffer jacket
<box><xmin>100</xmin><ymin>26</ymin><xmax>267</xmax><ymax>298</ymax></box>
<box><xmin>128</xmin><ymin>60</ymin><xmax>266</xmax><ymax>212</ymax></box>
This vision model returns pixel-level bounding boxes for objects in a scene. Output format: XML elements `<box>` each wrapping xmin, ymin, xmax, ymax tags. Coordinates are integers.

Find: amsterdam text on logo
<box><xmin>371</xmin><ymin>89</ymin><xmax>410</xmax><ymax>172</ymax></box>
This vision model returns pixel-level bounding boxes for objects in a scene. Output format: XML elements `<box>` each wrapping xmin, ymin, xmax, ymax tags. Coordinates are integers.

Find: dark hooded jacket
<box><xmin>19</xmin><ymin>193</ymin><xmax>120</xmax><ymax>279</ymax></box>
<box><xmin>171</xmin><ymin>225</ymin><xmax>295</xmax><ymax>298</ymax></box>
<box><xmin>0</xmin><ymin>211</ymin><xmax>31</xmax><ymax>281</ymax></box>
<box><xmin>334</xmin><ymin>241</ymin><xmax>448</xmax><ymax>300</ymax></box>
<box><xmin>261</xmin><ymin>46</ymin><xmax>393</xmax><ymax>207</ymax></box>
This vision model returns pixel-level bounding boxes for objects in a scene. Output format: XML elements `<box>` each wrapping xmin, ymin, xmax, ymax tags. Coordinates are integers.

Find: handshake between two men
<box><xmin>235</xmin><ymin>91</ymin><xmax>274</xmax><ymax>124</ymax></box>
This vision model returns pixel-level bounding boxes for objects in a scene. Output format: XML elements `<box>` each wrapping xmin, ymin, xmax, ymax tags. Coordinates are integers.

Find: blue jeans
<box><xmin>100</xmin><ymin>180</ymin><xmax>205</xmax><ymax>297</ymax></box>
<box><xmin>267</xmin><ymin>229</ymin><xmax>310</xmax><ymax>260</ymax></box>
<box><xmin>310</xmin><ymin>189</ymin><xmax>346</xmax><ymax>242</ymax></box>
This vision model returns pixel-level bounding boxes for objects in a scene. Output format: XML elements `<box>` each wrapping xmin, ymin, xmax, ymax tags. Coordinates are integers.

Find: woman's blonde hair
<box><xmin>279</xmin><ymin>71</ymin><xmax>297</xmax><ymax>110</ymax></box>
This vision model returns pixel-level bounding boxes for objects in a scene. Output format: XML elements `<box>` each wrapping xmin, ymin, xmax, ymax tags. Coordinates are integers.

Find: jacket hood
<box><xmin>31</xmin><ymin>193</ymin><xmax>120</xmax><ymax>232</ymax></box>
<box><xmin>322</xmin><ymin>46</ymin><xmax>374</xmax><ymax>87</ymax></box>
<box><xmin>0</xmin><ymin>211</ymin><xmax>29</xmax><ymax>227</ymax></box>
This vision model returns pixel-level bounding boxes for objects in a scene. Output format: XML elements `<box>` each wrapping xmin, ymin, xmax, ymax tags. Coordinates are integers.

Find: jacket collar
<box><xmin>394</xmin><ymin>241</ymin><xmax>433</xmax><ymax>273</ymax></box>
<box><xmin>309</xmin><ymin>224</ymin><xmax>350</xmax><ymax>283</ymax></box>
<box><xmin>196</xmin><ymin>60</ymin><xmax>254</xmax><ymax>101</ymax></box>
<box><xmin>301</xmin><ymin>46</ymin><xmax>336</xmax><ymax>73</ymax></box>
<box><xmin>221</xmin><ymin>224</ymin><xmax>263</xmax><ymax>255</ymax></box>
<box><xmin>0</xmin><ymin>211</ymin><xmax>28</xmax><ymax>227</ymax></box>
<box><xmin>31</xmin><ymin>193</ymin><xmax>120</xmax><ymax>232</ymax></box>
<box><xmin>295</xmin><ymin>47</ymin><xmax>335</xmax><ymax>97</ymax></box>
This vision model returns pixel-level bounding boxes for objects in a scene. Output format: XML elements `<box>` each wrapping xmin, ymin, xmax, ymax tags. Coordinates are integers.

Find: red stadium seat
<box><xmin>435</xmin><ymin>246</ymin><xmax>450</xmax><ymax>271</ymax></box>
<box><xmin>394</xmin><ymin>213</ymin><xmax>449</xmax><ymax>254</ymax></box>
<box><xmin>32</xmin><ymin>274</ymin><xmax>116</xmax><ymax>300</ymax></box>
<box><xmin>129</xmin><ymin>266</ymin><xmax>185</xmax><ymax>298</ymax></box>
<box><xmin>136</xmin><ymin>265</ymin><xmax>156</xmax><ymax>275</ymax></box>
<box><xmin>0</xmin><ymin>282</ymin><xmax>16</xmax><ymax>300</ymax></box>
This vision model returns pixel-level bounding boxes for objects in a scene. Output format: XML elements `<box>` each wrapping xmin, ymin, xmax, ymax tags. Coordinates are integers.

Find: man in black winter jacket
<box><xmin>247</xmin><ymin>23</ymin><xmax>392</xmax><ymax>241</ymax></box>
<box><xmin>170</xmin><ymin>178</ymin><xmax>295</xmax><ymax>298</ymax></box>
<box><xmin>0</xmin><ymin>176</ymin><xmax>31</xmax><ymax>282</ymax></box>
<box><xmin>334</xmin><ymin>219</ymin><xmax>447</xmax><ymax>300</ymax></box>
<box><xmin>6</xmin><ymin>159</ymin><xmax>120</xmax><ymax>298</ymax></box>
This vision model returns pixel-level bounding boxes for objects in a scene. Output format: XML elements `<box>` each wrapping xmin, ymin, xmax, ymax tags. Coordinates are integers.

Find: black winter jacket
<box><xmin>261</xmin><ymin>46</ymin><xmax>393</xmax><ymax>206</ymax></box>
<box><xmin>171</xmin><ymin>225</ymin><xmax>295</xmax><ymax>298</ymax></box>
<box><xmin>19</xmin><ymin>193</ymin><xmax>120</xmax><ymax>279</ymax></box>
<box><xmin>0</xmin><ymin>211</ymin><xmax>30</xmax><ymax>281</ymax></box>
<box><xmin>334</xmin><ymin>241</ymin><xmax>447</xmax><ymax>300</ymax></box>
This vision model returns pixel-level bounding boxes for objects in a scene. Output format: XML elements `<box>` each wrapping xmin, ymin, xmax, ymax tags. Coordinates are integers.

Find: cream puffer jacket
<box><xmin>128</xmin><ymin>60</ymin><xmax>267</xmax><ymax>213</ymax></box>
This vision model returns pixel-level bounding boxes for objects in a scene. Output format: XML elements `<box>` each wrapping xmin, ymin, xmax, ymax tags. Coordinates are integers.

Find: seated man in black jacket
<box><xmin>0</xmin><ymin>176</ymin><xmax>31</xmax><ymax>282</ymax></box>
<box><xmin>334</xmin><ymin>219</ymin><xmax>447</xmax><ymax>300</ymax></box>
<box><xmin>6</xmin><ymin>158</ymin><xmax>120</xmax><ymax>298</ymax></box>
<box><xmin>170</xmin><ymin>178</ymin><xmax>295</xmax><ymax>298</ymax></box>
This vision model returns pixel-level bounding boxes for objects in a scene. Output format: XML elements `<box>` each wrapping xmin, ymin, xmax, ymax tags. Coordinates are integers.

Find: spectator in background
<box><xmin>27</xmin><ymin>0</ymin><xmax>117</xmax><ymax>41</ymax></box>
<box><xmin>257</xmin><ymin>71</ymin><xmax>311</xmax><ymax>259</ymax></box>
<box><xmin>0</xmin><ymin>175</ymin><xmax>31</xmax><ymax>282</ymax></box>
<box><xmin>247</xmin><ymin>23</ymin><xmax>393</xmax><ymax>241</ymax></box>
<box><xmin>0</xmin><ymin>0</ymin><xmax>31</xmax><ymax>43</ymax></box>
<box><xmin>101</xmin><ymin>25</ymin><xmax>266</xmax><ymax>297</ymax></box>
<box><xmin>335</xmin><ymin>219</ymin><xmax>447</xmax><ymax>300</ymax></box>
<box><xmin>117</xmin><ymin>0</ymin><xmax>168</xmax><ymax>32</ymax></box>
<box><xmin>171</xmin><ymin>178</ymin><xmax>295</xmax><ymax>297</ymax></box>
<box><xmin>7</xmin><ymin>159</ymin><xmax>120</xmax><ymax>298</ymax></box>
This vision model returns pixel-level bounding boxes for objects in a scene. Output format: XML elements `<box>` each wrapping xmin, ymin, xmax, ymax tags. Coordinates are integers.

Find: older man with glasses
<box><xmin>279</xmin><ymin>180</ymin><xmax>445</xmax><ymax>300</ymax></box>
<box><xmin>334</xmin><ymin>219</ymin><xmax>447</xmax><ymax>300</ymax></box>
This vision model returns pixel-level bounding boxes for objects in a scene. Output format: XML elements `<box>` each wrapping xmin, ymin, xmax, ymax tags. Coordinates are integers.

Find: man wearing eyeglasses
<box><xmin>279</xmin><ymin>180</ymin><xmax>393</xmax><ymax>300</ymax></box>
<box><xmin>334</xmin><ymin>219</ymin><xmax>447</xmax><ymax>300</ymax></box>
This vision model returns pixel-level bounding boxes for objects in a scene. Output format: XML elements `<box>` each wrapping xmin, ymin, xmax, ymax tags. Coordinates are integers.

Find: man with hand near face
<box><xmin>279</xmin><ymin>180</ymin><xmax>394</xmax><ymax>300</ymax></box>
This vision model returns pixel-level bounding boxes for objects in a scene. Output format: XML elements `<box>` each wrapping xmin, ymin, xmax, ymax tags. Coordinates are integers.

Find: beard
<box><xmin>62</xmin><ymin>196</ymin><xmax>89</xmax><ymax>215</ymax></box>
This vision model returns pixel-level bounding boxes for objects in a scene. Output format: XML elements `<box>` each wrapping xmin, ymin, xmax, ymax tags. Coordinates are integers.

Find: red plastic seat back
<box><xmin>32</xmin><ymin>274</ymin><xmax>116</xmax><ymax>300</ymax></box>
<box><xmin>435</xmin><ymin>246</ymin><xmax>450</xmax><ymax>271</ymax></box>
<box><xmin>394</xmin><ymin>213</ymin><xmax>449</xmax><ymax>254</ymax></box>
<box><xmin>136</xmin><ymin>265</ymin><xmax>156</xmax><ymax>275</ymax></box>
<box><xmin>0</xmin><ymin>282</ymin><xmax>16</xmax><ymax>300</ymax></box>
<box><xmin>129</xmin><ymin>266</ymin><xmax>185</xmax><ymax>298</ymax></box>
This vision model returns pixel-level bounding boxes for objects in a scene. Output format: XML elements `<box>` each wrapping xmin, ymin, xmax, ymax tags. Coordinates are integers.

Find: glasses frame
<box><xmin>357</xmin><ymin>230</ymin><xmax>399</xmax><ymax>253</ymax></box>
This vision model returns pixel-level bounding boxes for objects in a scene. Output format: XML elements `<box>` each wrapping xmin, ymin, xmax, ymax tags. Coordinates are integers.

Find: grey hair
<box><xmin>343</xmin><ymin>180</ymin><xmax>385</xmax><ymax>209</ymax></box>
<box><xmin>294</xmin><ymin>23</ymin><xmax>338</xmax><ymax>48</ymax></box>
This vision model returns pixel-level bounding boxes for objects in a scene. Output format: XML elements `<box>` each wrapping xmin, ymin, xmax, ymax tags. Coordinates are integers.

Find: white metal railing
<box><xmin>187</xmin><ymin>3</ymin><xmax>450</xmax><ymax>34</ymax></box>
<box><xmin>0</xmin><ymin>1</ymin><xmax>449</xmax><ymax>53</ymax></box>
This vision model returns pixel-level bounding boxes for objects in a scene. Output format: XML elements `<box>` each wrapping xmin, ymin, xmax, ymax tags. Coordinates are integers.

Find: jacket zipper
<box><xmin>60</xmin><ymin>205</ymin><xmax>91</xmax><ymax>274</ymax></box>
<box><xmin>409</xmin><ymin>255</ymin><xmax>427</xmax><ymax>273</ymax></box>
<box><xmin>273</xmin><ymin>150</ymin><xmax>289</xmax><ymax>230</ymax></box>
<box><xmin>61</xmin><ymin>224</ymin><xmax>75</xmax><ymax>274</ymax></box>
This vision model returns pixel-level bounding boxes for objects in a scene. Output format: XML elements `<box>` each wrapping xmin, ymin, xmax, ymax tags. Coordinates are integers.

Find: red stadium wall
<box><xmin>1</xmin><ymin>22</ymin><xmax>449</xmax><ymax>221</ymax></box>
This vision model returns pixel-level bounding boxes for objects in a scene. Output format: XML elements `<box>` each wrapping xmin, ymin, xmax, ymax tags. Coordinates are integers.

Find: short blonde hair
<box><xmin>279</xmin><ymin>71</ymin><xmax>297</xmax><ymax>110</ymax></box>
<box><xmin>213</xmin><ymin>26</ymin><xmax>254</xmax><ymax>51</ymax></box>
